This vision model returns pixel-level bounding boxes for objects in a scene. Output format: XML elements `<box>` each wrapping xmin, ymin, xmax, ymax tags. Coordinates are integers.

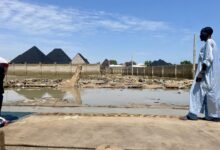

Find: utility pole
<box><xmin>193</xmin><ymin>33</ymin><xmax>196</xmax><ymax>78</ymax></box>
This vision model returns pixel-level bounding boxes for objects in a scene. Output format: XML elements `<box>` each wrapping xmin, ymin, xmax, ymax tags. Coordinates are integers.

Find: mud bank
<box><xmin>5</xmin><ymin>75</ymin><xmax>193</xmax><ymax>89</ymax></box>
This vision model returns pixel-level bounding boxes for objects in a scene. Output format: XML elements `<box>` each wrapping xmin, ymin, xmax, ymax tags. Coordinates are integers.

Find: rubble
<box><xmin>5</xmin><ymin>78</ymin><xmax>62</xmax><ymax>88</ymax></box>
<box><xmin>5</xmin><ymin>75</ymin><xmax>193</xmax><ymax>89</ymax></box>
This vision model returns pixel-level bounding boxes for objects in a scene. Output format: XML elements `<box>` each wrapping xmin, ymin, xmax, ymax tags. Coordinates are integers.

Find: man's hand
<box><xmin>196</xmin><ymin>72</ymin><xmax>203</xmax><ymax>82</ymax></box>
<box><xmin>196</xmin><ymin>63</ymin><xmax>207</xmax><ymax>82</ymax></box>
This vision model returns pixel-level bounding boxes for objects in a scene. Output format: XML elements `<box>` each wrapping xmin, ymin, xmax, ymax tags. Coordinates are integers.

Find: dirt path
<box><xmin>60</xmin><ymin>65</ymin><xmax>82</xmax><ymax>88</ymax></box>
<box><xmin>1</xmin><ymin>114</ymin><xmax>220</xmax><ymax>150</ymax></box>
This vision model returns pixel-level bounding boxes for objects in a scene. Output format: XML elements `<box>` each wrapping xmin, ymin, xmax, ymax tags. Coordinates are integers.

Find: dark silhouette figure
<box><xmin>0</xmin><ymin>65</ymin><xmax>5</xmax><ymax>115</ymax></box>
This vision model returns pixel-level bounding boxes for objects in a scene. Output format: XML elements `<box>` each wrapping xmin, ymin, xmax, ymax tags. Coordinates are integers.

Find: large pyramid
<box><xmin>47</xmin><ymin>48</ymin><xmax>71</xmax><ymax>64</ymax></box>
<box><xmin>11</xmin><ymin>46</ymin><xmax>52</xmax><ymax>64</ymax></box>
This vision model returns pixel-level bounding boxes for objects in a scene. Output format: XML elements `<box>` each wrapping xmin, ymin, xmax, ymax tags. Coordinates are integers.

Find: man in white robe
<box><xmin>183</xmin><ymin>27</ymin><xmax>220</xmax><ymax>121</ymax></box>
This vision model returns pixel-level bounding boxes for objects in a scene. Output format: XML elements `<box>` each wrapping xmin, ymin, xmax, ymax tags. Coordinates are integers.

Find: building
<box><xmin>133</xmin><ymin>63</ymin><xmax>146</xmax><ymax>68</ymax></box>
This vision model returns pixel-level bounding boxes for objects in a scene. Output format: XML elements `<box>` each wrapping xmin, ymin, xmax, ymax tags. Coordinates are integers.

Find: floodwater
<box><xmin>3</xmin><ymin>88</ymin><xmax>189</xmax><ymax>107</ymax></box>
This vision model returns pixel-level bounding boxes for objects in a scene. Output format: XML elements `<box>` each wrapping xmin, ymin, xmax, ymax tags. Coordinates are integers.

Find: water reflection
<box><xmin>3</xmin><ymin>88</ymin><xmax>82</xmax><ymax>105</ymax></box>
<box><xmin>3</xmin><ymin>88</ymin><xmax>189</xmax><ymax>106</ymax></box>
<box><xmin>61</xmin><ymin>88</ymin><xmax>82</xmax><ymax>105</ymax></box>
<box><xmin>16</xmin><ymin>89</ymin><xmax>65</xmax><ymax>100</ymax></box>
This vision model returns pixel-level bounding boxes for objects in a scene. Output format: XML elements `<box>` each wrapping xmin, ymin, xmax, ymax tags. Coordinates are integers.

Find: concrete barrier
<box><xmin>112</xmin><ymin>64</ymin><xmax>194</xmax><ymax>79</ymax></box>
<box><xmin>7</xmin><ymin>64</ymin><xmax>101</xmax><ymax>77</ymax></box>
<box><xmin>7</xmin><ymin>63</ymin><xmax>194</xmax><ymax>79</ymax></box>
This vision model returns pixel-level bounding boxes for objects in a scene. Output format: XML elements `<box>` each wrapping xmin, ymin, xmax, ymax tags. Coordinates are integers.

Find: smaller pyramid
<box><xmin>101</xmin><ymin>59</ymin><xmax>109</xmax><ymax>68</ymax></box>
<box><xmin>47</xmin><ymin>48</ymin><xmax>71</xmax><ymax>64</ymax></box>
<box><xmin>11</xmin><ymin>46</ymin><xmax>51</xmax><ymax>64</ymax></box>
<box><xmin>151</xmin><ymin>59</ymin><xmax>172</xmax><ymax>66</ymax></box>
<box><xmin>71</xmin><ymin>53</ymin><xmax>89</xmax><ymax>65</ymax></box>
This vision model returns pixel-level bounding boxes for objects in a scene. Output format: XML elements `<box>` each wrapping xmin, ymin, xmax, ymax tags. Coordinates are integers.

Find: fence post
<box><xmin>174</xmin><ymin>65</ymin><xmax>177</xmax><ymax>78</ymax></box>
<box><xmin>69</xmin><ymin>63</ymin><xmax>72</xmax><ymax>76</ymax></box>
<box><xmin>152</xmin><ymin>66</ymin><xmax>154</xmax><ymax>77</ymax></box>
<box><xmin>162</xmin><ymin>66</ymin><xmax>164</xmax><ymax>77</ymax></box>
<box><xmin>71</xmin><ymin>63</ymin><xmax>73</xmax><ymax>75</ymax></box>
<box><xmin>40</xmin><ymin>62</ymin><xmax>42</xmax><ymax>78</ymax></box>
<box><xmin>191</xmin><ymin>64</ymin><xmax>194</xmax><ymax>79</ymax></box>
<box><xmin>54</xmin><ymin>62</ymin><xmax>57</xmax><ymax>77</ymax></box>
<box><xmin>86</xmin><ymin>65</ymin><xmax>88</xmax><ymax>75</ymax></box>
<box><xmin>13</xmin><ymin>63</ymin><xmax>15</xmax><ymax>75</ymax></box>
<box><xmin>25</xmin><ymin>62</ymin><xmax>27</xmax><ymax>76</ymax></box>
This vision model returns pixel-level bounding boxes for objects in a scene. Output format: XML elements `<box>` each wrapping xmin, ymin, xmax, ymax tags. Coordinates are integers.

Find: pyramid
<box><xmin>47</xmin><ymin>48</ymin><xmax>71</xmax><ymax>64</ymax></box>
<box><xmin>151</xmin><ymin>59</ymin><xmax>172</xmax><ymax>66</ymax></box>
<box><xmin>11</xmin><ymin>46</ymin><xmax>51</xmax><ymax>64</ymax></box>
<box><xmin>71</xmin><ymin>53</ymin><xmax>89</xmax><ymax>65</ymax></box>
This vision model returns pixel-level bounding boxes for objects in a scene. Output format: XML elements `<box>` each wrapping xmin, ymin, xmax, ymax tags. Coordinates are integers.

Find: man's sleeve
<box><xmin>203</xmin><ymin>41</ymin><xmax>214</xmax><ymax>67</ymax></box>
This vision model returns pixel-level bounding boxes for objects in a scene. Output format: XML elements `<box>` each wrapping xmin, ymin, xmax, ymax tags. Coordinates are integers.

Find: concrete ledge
<box><xmin>1</xmin><ymin>114</ymin><xmax>220</xmax><ymax>150</ymax></box>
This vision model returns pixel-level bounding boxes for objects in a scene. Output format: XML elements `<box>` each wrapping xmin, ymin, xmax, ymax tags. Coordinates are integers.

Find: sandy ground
<box><xmin>1</xmin><ymin>114</ymin><xmax>220</xmax><ymax>150</ymax></box>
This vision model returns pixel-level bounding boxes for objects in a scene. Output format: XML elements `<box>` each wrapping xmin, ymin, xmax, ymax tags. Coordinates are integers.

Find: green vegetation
<box><xmin>180</xmin><ymin>60</ymin><xmax>192</xmax><ymax>65</ymax></box>
<box><xmin>110</xmin><ymin>60</ymin><xmax>117</xmax><ymax>65</ymax></box>
<box><xmin>144</xmin><ymin>60</ymin><xmax>152</xmax><ymax>66</ymax></box>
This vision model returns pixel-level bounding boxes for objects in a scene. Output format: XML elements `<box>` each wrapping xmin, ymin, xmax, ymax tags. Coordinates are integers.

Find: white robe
<box><xmin>189</xmin><ymin>39</ymin><xmax>220</xmax><ymax>118</ymax></box>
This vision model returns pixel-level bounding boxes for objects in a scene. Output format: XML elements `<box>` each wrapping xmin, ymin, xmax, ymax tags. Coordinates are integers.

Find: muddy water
<box><xmin>3</xmin><ymin>88</ymin><xmax>189</xmax><ymax>107</ymax></box>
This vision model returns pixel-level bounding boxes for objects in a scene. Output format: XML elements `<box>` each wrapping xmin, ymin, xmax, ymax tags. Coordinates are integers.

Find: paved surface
<box><xmin>1</xmin><ymin>114</ymin><xmax>220</xmax><ymax>150</ymax></box>
<box><xmin>2</xmin><ymin>105</ymin><xmax>187</xmax><ymax>116</ymax></box>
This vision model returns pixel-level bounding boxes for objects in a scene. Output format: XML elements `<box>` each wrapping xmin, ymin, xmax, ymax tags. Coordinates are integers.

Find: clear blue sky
<box><xmin>0</xmin><ymin>0</ymin><xmax>220</xmax><ymax>64</ymax></box>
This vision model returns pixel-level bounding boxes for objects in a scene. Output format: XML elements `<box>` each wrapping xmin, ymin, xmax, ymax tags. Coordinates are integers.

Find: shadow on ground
<box><xmin>1</xmin><ymin>112</ymin><xmax>32</xmax><ymax>122</ymax></box>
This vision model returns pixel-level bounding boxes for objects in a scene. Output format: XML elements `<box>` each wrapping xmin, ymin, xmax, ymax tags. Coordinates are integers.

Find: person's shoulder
<box><xmin>207</xmin><ymin>39</ymin><xmax>216</xmax><ymax>48</ymax></box>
